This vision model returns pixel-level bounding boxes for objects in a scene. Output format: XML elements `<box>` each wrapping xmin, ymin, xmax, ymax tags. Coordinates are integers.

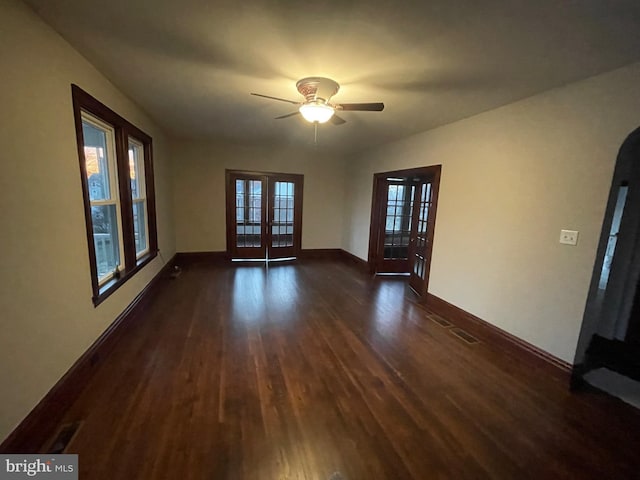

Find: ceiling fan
<box><xmin>251</xmin><ymin>77</ymin><xmax>384</xmax><ymax>125</ymax></box>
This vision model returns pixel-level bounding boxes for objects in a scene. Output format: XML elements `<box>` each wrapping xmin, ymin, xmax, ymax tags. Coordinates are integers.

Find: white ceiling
<box><xmin>24</xmin><ymin>0</ymin><xmax>640</xmax><ymax>153</ymax></box>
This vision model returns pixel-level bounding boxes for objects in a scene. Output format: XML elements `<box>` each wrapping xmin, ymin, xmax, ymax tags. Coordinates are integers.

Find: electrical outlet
<box><xmin>560</xmin><ymin>229</ymin><xmax>579</xmax><ymax>246</ymax></box>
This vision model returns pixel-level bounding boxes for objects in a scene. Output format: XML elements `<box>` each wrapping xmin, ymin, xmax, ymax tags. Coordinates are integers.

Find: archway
<box><xmin>573</xmin><ymin>126</ymin><xmax>640</xmax><ymax>387</ymax></box>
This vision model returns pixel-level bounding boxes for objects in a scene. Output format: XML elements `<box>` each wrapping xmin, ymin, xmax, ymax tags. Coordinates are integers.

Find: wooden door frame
<box><xmin>225</xmin><ymin>169</ymin><xmax>304</xmax><ymax>259</ymax></box>
<box><xmin>367</xmin><ymin>166</ymin><xmax>442</xmax><ymax>292</ymax></box>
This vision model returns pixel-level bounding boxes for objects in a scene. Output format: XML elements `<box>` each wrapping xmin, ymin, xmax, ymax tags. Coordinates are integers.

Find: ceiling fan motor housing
<box><xmin>296</xmin><ymin>77</ymin><xmax>340</xmax><ymax>104</ymax></box>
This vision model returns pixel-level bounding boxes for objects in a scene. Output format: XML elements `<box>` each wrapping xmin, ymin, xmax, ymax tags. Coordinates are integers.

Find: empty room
<box><xmin>2</xmin><ymin>0</ymin><xmax>640</xmax><ymax>478</ymax></box>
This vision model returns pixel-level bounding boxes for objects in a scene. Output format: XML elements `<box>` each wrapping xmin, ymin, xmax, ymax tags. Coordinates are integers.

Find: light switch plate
<box><xmin>560</xmin><ymin>229</ymin><xmax>579</xmax><ymax>246</ymax></box>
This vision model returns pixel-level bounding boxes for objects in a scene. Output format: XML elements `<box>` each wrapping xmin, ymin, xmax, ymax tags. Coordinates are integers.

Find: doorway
<box><xmin>368</xmin><ymin>166</ymin><xmax>441</xmax><ymax>297</ymax></box>
<box><xmin>225</xmin><ymin>170</ymin><xmax>303</xmax><ymax>260</ymax></box>
<box><xmin>573</xmin><ymin>126</ymin><xmax>640</xmax><ymax>388</ymax></box>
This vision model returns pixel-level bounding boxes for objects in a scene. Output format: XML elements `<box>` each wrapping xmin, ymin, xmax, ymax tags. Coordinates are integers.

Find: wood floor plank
<box><xmin>51</xmin><ymin>260</ymin><xmax>640</xmax><ymax>479</ymax></box>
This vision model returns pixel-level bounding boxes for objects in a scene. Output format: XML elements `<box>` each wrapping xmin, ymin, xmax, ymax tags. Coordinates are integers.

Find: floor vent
<box><xmin>430</xmin><ymin>315</ymin><xmax>453</xmax><ymax>328</ymax></box>
<box><xmin>450</xmin><ymin>328</ymin><xmax>479</xmax><ymax>344</ymax></box>
<box><xmin>46</xmin><ymin>421</ymin><xmax>83</xmax><ymax>454</ymax></box>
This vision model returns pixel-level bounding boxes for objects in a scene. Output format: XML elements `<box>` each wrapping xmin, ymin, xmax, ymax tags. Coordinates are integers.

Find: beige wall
<box><xmin>0</xmin><ymin>0</ymin><xmax>175</xmax><ymax>441</ymax></box>
<box><xmin>343</xmin><ymin>63</ymin><xmax>640</xmax><ymax>363</ymax></box>
<box><xmin>171</xmin><ymin>141</ymin><xmax>346</xmax><ymax>252</ymax></box>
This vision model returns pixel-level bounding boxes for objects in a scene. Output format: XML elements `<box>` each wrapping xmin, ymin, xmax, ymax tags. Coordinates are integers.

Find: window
<box><xmin>72</xmin><ymin>85</ymin><xmax>158</xmax><ymax>305</ymax></box>
<box><xmin>128</xmin><ymin>137</ymin><xmax>149</xmax><ymax>257</ymax></box>
<box><xmin>82</xmin><ymin>115</ymin><xmax>123</xmax><ymax>282</ymax></box>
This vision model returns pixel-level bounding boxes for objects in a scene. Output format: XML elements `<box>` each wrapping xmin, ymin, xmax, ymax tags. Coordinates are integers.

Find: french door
<box><xmin>368</xmin><ymin>166</ymin><xmax>441</xmax><ymax>297</ymax></box>
<box><xmin>226</xmin><ymin>170</ymin><xmax>303</xmax><ymax>260</ymax></box>
<box><xmin>408</xmin><ymin>179</ymin><xmax>437</xmax><ymax>296</ymax></box>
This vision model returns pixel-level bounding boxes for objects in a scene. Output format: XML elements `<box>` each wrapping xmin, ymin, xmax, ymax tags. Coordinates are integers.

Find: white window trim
<box><xmin>81</xmin><ymin>111</ymin><xmax>125</xmax><ymax>285</ymax></box>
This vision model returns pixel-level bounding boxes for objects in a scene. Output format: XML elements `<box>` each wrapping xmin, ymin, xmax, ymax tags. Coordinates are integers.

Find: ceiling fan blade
<box><xmin>274</xmin><ymin>111</ymin><xmax>301</xmax><ymax>119</ymax></box>
<box><xmin>336</xmin><ymin>102</ymin><xmax>385</xmax><ymax>111</ymax></box>
<box><xmin>330</xmin><ymin>114</ymin><xmax>346</xmax><ymax>125</ymax></box>
<box><xmin>251</xmin><ymin>93</ymin><xmax>300</xmax><ymax>105</ymax></box>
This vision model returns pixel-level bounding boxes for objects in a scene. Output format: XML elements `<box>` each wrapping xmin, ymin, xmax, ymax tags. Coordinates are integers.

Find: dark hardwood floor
<box><xmin>55</xmin><ymin>259</ymin><xmax>640</xmax><ymax>479</ymax></box>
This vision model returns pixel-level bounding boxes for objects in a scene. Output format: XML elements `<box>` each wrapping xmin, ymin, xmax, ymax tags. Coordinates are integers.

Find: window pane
<box><xmin>133</xmin><ymin>201</ymin><xmax>147</xmax><ymax>255</ymax></box>
<box><xmin>128</xmin><ymin>138</ymin><xmax>145</xmax><ymax>199</ymax></box>
<box><xmin>91</xmin><ymin>205</ymin><xmax>120</xmax><ymax>280</ymax></box>
<box><xmin>82</xmin><ymin>119</ymin><xmax>114</xmax><ymax>201</ymax></box>
<box><xmin>129</xmin><ymin>138</ymin><xmax>148</xmax><ymax>257</ymax></box>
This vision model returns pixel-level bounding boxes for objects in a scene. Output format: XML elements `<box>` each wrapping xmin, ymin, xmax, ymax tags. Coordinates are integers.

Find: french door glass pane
<box><xmin>383</xmin><ymin>183</ymin><xmax>413</xmax><ymax>259</ymax></box>
<box><xmin>236</xmin><ymin>179</ymin><xmax>262</xmax><ymax>247</ymax></box>
<box><xmin>91</xmin><ymin>204</ymin><xmax>120</xmax><ymax>280</ymax></box>
<box><xmin>413</xmin><ymin>256</ymin><xmax>426</xmax><ymax>277</ymax></box>
<box><xmin>272</xmin><ymin>181</ymin><xmax>294</xmax><ymax>247</ymax></box>
<box><xmin>132</xmin><ymin>200</ymin><xmax>147</xmax><ymax>255</ymax></box>
<box><xmin>413</xmin><ymin>182</ymin><xmax>432</xmax><ymax>279</ymax></box>
<box><xmin>82</xmin><ymin>121</ymin><xmax>113</xmax><ymax>201</ymax></box>
<box><xmin>235</xmin><ymin>180</ymin><xmax>245</xmax><ymax>224</ymax></box>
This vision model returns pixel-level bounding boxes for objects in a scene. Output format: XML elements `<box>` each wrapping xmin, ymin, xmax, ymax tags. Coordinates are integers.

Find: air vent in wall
<box><xmin>46</xmin><ymin>421</ymin><xmax>83</xmax><ymax>454</ymax></box>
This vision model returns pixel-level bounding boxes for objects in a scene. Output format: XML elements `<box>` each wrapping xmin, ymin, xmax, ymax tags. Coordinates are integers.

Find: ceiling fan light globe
<box><xmin>299</xmin><ymin>103</ymin><xmax>334</xmax><ymax>124</ymax></box>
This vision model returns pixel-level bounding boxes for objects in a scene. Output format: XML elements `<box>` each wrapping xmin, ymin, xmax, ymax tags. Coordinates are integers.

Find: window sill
<box><xmin>92</xmin><ymin>250</ymin><xmax>158</xmax><ymax>307</ymax></box>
